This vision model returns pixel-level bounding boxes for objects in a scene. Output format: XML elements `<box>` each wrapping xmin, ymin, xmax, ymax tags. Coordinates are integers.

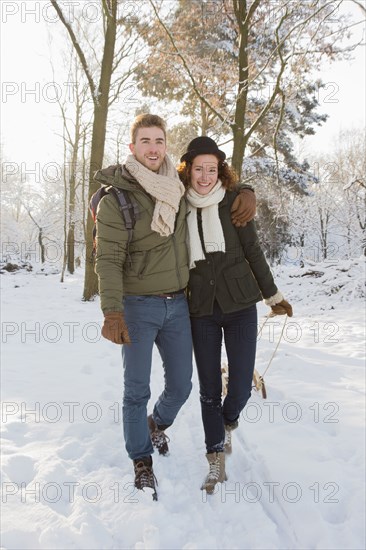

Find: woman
<box><xmin>178</xmin><ymin>136</ymin><xmax>293</xmax><ymax>494</ymax></box>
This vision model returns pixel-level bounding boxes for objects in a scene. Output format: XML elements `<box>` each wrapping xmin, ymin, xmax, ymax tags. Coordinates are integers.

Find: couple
<box><xmin>94</xmin><ymin>113</ymin><xmax>292</xmax><ymax>499</ymax></box>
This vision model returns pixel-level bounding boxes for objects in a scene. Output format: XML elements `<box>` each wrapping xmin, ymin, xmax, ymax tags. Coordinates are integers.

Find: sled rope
<box><xmin>222</xmin><ymin>314</ymin><xmax>288</xmax><ymax>399</ymax></box>
<box><xmin>256</xmin><ymin>314</ymin><xmax>271</xmax><ymax>339</ymax></box>
<box><xmin>261</xmin><ymin>313</ymin><xmax>288</xmax><ymax>378</ymax></box>
<box><xmin>252</xmin><ymin>314</ymin><xmax>288</xmax><ymax>398</ymax></box>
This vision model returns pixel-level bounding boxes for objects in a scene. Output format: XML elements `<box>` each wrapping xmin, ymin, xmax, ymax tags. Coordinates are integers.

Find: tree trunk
<box><xmin>83</xmin><ymin>9</ymin><xmax>117</xmax><ymax>301</ymax></box>
<box><xmin>231</xmin><ymin>0</ymin><xmax>249</xmax><ymax>178</ymax></box>
<box><xmin>200</xmin><ymin>101</ymin><xmax>208</xmax><ymax>135</ymax></box>
<box><xmin>81</xmin><ymin>132</ymin><xmax>87</xmax><ymax>246</ymax></box>
<box><xmin>83</xmin><ymin>109</ymin><xmax>111</xmax><ymax>298</ymax></box>
<box><xmin>67</xmin><ymin>126</ymin><xmax>79</xmax><ymax>274</ymax></box>
<box><xmin>58</xmin><ymin>89</ymin><xmax>83</xmax><ymax>277</ymax></box>
<box><xmin>67</xmin><ymin>163</ymin><xmax>76</xmax><ymax>274</ymax></box>
<box><xmin>319</xmin><ymin>211</ymin><xmax>329</xmax><ymax>260</ymax></box>
<box><xmin>67</xmin><ymin>225</ymin><xmax>75</xmax><ymax>273</ymax></box>
<box><xmin>38</xmin><ymin>228</ymin><xmax>45</xmax><ymax>264</ymax></box>
<box><xmin>232</xmin><ymin>124</ymin><xmax>247</xmax><ymax>179</ymax></box>
<box><xmin>60</xmin><ymin>139</ymin><xmax>68</xmax><ymax>283</ymax></box>
<box><xmin>50</xmin><ymin>0</ymin><xmax>118</xmax><ymax>299</ymax></box>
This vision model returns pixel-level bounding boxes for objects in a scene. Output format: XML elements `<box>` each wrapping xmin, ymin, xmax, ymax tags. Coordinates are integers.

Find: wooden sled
<box><xmin>221</xmin><ymin>362</ymin><xmax>267</xmax><ymax>399</ymax></box>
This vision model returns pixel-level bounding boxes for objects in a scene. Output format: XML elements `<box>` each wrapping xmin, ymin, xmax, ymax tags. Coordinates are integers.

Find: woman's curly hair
<box><xmin>177</xmin><ymin>157</ymin><xmax>239</xmax><ymax>191</ymax></box>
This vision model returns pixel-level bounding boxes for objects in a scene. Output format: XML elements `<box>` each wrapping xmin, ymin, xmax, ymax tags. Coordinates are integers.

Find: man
<box><xmin>94</xmin><ymin>114</ymin><xmax>256</xmax><ymax>499</ymax></box>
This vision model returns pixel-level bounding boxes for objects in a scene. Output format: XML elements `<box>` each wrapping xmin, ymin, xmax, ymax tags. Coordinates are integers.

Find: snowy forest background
<box><xmin>1</xmin><ymin>0</ymin><xmax>365</xmax><ymax>285</ymax></box>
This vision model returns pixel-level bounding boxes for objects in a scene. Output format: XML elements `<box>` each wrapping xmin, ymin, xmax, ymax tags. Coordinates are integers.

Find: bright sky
<box><xmin>300</xmin><ymin>41</ymin><xmax>365</xmax><ymax>158</ymax></box>
<box><xmin>1</xmin><ymin>1</ymin><xmax>365</xmax><ymax>174</ymax></box>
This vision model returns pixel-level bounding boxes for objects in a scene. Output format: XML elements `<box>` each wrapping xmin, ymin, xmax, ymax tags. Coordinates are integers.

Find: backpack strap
<box><xmin>90</xmin><ymin>187</ymin><xmax>108</xmax><ymax>223</ymax></box>
<box><xmin>107</xmin><ymin>187</ymin><xmax>136</xmax><ymax>235</ymax></box>
<box><xmin>89</xmin><ymin>182</ymin><xmax>138</xmax><ymax>264</ymax></box>
<box><xmin>89</xmin><ymin>185</ymin><xmax>137</xmax><ymax>264</ymax></box>
<box><xmin>89</xmin><ymin>187</ymin><xmax>109</xmax><ymax>259</ymax></box>
<box><xmin>107</xmin><ymin>187</ymin><xmax>136</xmax><ymax>267</ymax></box>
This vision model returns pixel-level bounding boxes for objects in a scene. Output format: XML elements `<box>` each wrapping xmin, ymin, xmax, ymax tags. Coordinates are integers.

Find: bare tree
<box><xmin>287</xmin><ymin>129</ymin><xmax>365</xmax><ymax>261</ymax></box>
<box><xmin>336</xmin><ymin>129</ymin><xmax>366</xmax><ymax>256</ymax></box>
<box><xmin>144</xmin><ymin>0</ymin><xmax>363</xmax><ymax>182</ymax></box>
<box><xmin>53</xmin><ymin>52</ymin><xmax>90</xmax><ymax>279</ymax></box>
<box><xmin>50</xmin><ymin>0</ymin><xmax>145</xmax><ymax>299</ymax></box>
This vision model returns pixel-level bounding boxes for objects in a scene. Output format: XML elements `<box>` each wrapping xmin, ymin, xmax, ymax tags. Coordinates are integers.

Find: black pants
<box><xmin>190</xmin><ymin>302</ymin><xmax>257</xmax><ymax>453</ymax></box>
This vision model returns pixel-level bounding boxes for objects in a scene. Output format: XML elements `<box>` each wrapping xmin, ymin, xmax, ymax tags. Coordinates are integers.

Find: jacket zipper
<box><xmin>172</xmin><ymin>233</ymin><xmax>183</xmax><ymax>289</ymax></box>
<box><xmin>137</xmin><ymin>249</ymin><xmax>151</xmax><ymax>279</ymax></box>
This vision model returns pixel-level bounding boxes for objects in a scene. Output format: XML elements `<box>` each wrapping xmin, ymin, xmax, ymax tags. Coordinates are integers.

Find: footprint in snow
<box><xmin>319</xmin><ymin>494</ymin><xmax>348</xmax><ymax>526</ymax></box>
<box><xmin>80</xmin><ymin>364</ymin><xmax>92</xmax><ymax>374</ymax></box>
<box><xmin>1</xmin><ymin>421</ymin><xmax>29</xmax><ymax>444</ymax></box>
<box><xmin>135</xmin><ymin>525</ymin><xmax>160</xmax><ymax>549</ymax></box>
<box><xmin>57</xmin><ymin>440</ymin><xmax>85</xmax><ymax>461</ymax></box>
<box><xmin>2</xmin><ymin>454</ymin><xmax>36</xmax><ymax>486</ymax></box>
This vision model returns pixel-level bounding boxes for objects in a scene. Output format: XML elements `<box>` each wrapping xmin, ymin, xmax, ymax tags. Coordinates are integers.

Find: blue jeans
<box><xmin>190</xmin><ymin>302</ymin><xmax>257</xmax><ymax>453</ymax></box>
<box><xmin>122</xmin><ymin>293</ymin><xmax>193</xmax><ymax>460</ymax></box>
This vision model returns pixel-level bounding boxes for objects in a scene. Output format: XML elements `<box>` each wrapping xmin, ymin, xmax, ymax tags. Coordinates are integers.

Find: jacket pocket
<box><xmin>123</xmin><ymin>248</ymin><xmax>151</xmax><ymax>279</ymax></box>
<box><xmin>223</xmin><ymin>262</ymin><xmax>259</xmax><ymax>303</ymax></box>
<box><xmin>187</xmin><ymin>271</ymin><xmax>204</xmax><ymax>313</ymax></box>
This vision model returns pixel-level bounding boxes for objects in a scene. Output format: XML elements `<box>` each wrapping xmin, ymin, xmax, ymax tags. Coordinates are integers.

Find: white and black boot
<box><xmin>133</xmin><ymin>456</ymin><xmax>158</xmax><ymax>501</ymax></box>
<box><xmin>148</xmin><ymin>414</ymin><xmax>170</xmax><ymax>456</ymax></box>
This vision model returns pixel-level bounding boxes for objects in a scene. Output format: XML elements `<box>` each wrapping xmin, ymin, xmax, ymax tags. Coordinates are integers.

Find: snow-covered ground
<box><xmin>1</xmin><ymin>259</ymin><xmax>365</xmax><ymax>549</ymax></box>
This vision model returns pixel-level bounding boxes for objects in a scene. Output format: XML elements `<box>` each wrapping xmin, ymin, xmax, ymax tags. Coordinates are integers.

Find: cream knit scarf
<box><xmin>186</xmin><ymin>180</ymin><xmax>226</xmax><ymax>269</ymax></box>
<box><xmin>125</xmin><ymin>154</ymin><xmax>185</xmax><ymax>237</ymax></box>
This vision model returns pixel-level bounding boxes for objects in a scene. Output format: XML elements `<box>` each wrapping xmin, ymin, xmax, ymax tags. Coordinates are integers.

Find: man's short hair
<box><xmin>130</xmin><ymin>114</ymin><xmax>167</xmax><ymax>144</ymax></box>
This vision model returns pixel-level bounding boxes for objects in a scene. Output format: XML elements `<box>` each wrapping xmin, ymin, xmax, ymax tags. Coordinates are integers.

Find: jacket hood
<box><xmin>94</xmin><ymin>164</ymin><xmax>138</xmax><ymax>191</ymax></box>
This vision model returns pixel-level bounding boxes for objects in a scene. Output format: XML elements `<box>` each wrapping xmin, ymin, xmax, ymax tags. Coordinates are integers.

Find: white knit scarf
<box><xmin>125</xmin><ymin>154</ymin><xmax>185</xmax><ymax>237</ymax></box>
<box><xmin>186</xmin><ymin>180</ymin><xmax>226</xmax><ymax>269</ymax></box>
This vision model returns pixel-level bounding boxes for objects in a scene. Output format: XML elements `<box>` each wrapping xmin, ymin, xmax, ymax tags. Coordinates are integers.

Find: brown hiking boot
<box><xmin>148</xmin><ymin>414</ymin><xmax>170</xmax><ymax>456</ymax></box>
<box><xmin>201</xmin><ymin>452</ymin><xmax>227</xmax><ymax>494</ymax></box>
<box><xmin>224</xmin><ymin>420</ymin><xmax>238</xmax><ymax>454</ymax></box>
<box><xmin>133</xmin><ymin>456</ymin><xmax>158</xmax><ymax>501</ymax></box>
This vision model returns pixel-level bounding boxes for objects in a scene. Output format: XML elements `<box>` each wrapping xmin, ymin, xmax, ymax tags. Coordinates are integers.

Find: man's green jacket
<box><xmin>95</xmin><ymin>165</ymin><xmax>189</xmax><ymax>313</ymax></box>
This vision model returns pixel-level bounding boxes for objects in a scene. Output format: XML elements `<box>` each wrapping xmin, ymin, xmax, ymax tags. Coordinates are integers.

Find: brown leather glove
<box><xmin>231</xmin><ymin>188</ymin><xmax>256</xmax><ymax>227</ymax></box>
<box><xmin>270</xmin><ymin>300</ymin><xmax>293</xmax><ymax>317</ymax></box>
<box><xmin>101</xmin><ymin>312</ymin><xmax>131</xmax><ymax>344</ymax></box>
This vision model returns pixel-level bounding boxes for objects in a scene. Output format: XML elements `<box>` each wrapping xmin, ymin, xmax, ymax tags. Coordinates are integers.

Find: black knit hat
<box><xmin>180</xmin><ymin>136</ymin><xmax>226</xmax><ymax>163</ymax></box>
